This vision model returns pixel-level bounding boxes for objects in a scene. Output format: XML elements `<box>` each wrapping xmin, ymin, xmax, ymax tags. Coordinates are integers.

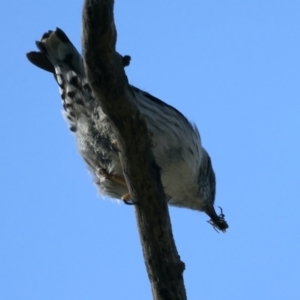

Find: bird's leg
<box><xmin>205</xmin><ymin>204</ymin><xmax>229</xmax><ymax>233</ymax></box>
<box><xmin>99</xmin><ymin>168</ymin><xmax>135</xmax><ymax>205</ymax></box>
<box><xmin>108</xmin><ymin>133</ymin><xmax>155</xmax><ymax>204</ymax></box>
<box><xmin>99</xmin><ymin>168</ymin><xmax>126</xmax><ymax>185</ymax></box>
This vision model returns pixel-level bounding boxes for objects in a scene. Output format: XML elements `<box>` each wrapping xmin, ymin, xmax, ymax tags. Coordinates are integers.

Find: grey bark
<box><xmin>82</xmin><ymin>1</ymin><xmax>187</xmax><ymax>299</ymax></box>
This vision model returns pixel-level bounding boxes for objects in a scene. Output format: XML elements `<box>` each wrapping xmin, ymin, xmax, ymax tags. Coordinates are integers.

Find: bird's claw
<box><xmin>122</xmin><ymin>193</ymin><xmax>136</xmax><ymax>205</ymax></box>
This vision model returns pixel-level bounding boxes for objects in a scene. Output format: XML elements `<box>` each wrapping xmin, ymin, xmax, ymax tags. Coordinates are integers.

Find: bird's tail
<box><xmin>26</xmin><ymin>29</ymin><xmax>124</xmax><ymax>195</ymax></box>
<box><xmin>27</xmin><ymin>28</ymin><xmax>105</xmax><ymax>173</ymax></box>
<box><xmin>26</xmin><ymin>28</ymin><xmax>96</xmax><ymax>133</ymax></box>
<box><xmin>27</xmin><ymin>28</ymin><xmax>84</xmax><ymax>79</ymax></box>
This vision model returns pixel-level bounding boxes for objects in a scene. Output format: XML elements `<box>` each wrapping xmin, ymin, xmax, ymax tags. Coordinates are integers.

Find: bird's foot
<box><xmin>121</xmin><ymin>192</ymin><xmax>136</xmax><ymax>205</ymax></box>
<box><xmin>99</xmin><ymin>169</ymin><xmax>136</xmax><ymax>205</ymax></box>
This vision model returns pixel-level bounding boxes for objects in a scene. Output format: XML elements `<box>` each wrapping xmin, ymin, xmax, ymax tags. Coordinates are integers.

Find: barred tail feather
<box><xmin>27</xmin><ymin>28</ymin><xmax>127</xmax><ymax>199</ymax></box>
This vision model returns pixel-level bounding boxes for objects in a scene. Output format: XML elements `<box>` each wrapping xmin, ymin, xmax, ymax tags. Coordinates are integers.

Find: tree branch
<box><xmin>82</xmin><ymin>1</ymin><xmax>187</xmax><ymax>299</ymax></box>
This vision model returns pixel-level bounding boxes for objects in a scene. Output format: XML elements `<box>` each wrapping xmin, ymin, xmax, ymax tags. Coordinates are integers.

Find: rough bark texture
<box><xmin>82</xmin><ymin>1</ymin><xmax>187</xmax><ymax>299</ymax></box>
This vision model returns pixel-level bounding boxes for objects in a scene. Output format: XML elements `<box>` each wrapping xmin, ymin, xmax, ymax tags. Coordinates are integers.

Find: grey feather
<box><xmin>27</xmin><ymin>28</ymin><xmax>228</xmax><ymax>232</ymax></box>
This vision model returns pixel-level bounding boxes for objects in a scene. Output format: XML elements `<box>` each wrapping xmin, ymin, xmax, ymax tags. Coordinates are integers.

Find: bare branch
<box><xmin>82</xmin><ymin>1</ymin><xmax>187</xmax><ymax>299</ymax></box>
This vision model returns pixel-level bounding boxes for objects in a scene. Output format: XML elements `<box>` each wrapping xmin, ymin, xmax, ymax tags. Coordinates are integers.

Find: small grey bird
<box><xmin>27</xmin><ymin>28</ymin><xmax>228</xmax><ymax>232</ymax></box>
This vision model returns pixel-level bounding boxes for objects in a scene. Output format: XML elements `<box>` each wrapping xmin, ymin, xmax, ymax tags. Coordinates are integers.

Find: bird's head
<box><xmin>198</xmin><ymin>149</ymin><xmax>228</xmax><ymax>232</ymax></box>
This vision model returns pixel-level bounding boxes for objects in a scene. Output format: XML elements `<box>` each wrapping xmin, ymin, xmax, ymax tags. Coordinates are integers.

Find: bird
<box><xmin>26</xmin><ymin>28</ymin><xmax>228</xmax><ymax>232</ymax></box>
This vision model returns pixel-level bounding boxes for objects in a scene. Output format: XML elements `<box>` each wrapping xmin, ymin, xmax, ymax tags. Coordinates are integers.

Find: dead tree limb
<box><xmin>82</xmin><ymin>1</ymin><xmax>187</xmax><ymax>299</ymax></box>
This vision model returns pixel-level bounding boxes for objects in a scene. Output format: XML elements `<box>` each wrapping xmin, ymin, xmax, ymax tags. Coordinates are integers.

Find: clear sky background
<box><xmin>1</xmin><ymin>1</ymin><xmax>300</xmax><ymax>299</ymax></box>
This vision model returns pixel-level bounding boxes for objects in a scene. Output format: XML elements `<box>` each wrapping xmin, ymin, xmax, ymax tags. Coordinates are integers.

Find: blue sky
<box><xmin>1</xmin><ymin>1</ymin><xmax>300</xmax><ymax>299</ymax></box>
